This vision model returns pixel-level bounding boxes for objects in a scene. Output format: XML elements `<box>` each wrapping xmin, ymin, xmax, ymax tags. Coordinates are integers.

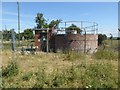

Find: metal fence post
<box><xmin>46</xmin><ymin>28</ymin><xmax>49</xmax><ymax>53</ymax></box>
<box><xmin>84</xmin><ymin>28</ymin><xmax>86</xmax><ymax>54</ymax></box>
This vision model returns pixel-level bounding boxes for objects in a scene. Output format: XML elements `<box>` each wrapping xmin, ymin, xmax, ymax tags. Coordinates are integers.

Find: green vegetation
<box><xmin>98</xmin><ymin>34</ymin><xmax>107</xmax><ymax>46</ymax></box>
<box><xmin>1</xmin><ymin>48</ymin><xmax>118</xmax><ymax>88</ymax></box>
<box><xmin>81</xmin><ymin>63</ymin><xmax>117</xmax><ymax>88</ymax></box>
<box><xmin>1</xmin><ymin>38</ymin><xmax>118</xmax><ymax>88</ymax></box>
<box><xmin>93</xmin><ymin>50</ymin><xmax>118</xmax><ymax>60</ymax></box>
<box><xmin>66</xmin><ymin>24</ymin><xmax>82</xmax><ymax>34</ymax></box>
<box><xmin>22</xmin><ymin>72</ymin><xmax>33</xmax><ymax>81</ymax></box>
<box><xmin>2</xmin><ymin>60</ymin><xmax>19</xmax><ymax>77</ymax></box>
<box><xmin>35</xmin><ymin>13</ymin><xmax>62</xmax><ymax>29</ymax></box>
<box><xmin>63</xmin><ymin>51</ymin><xmax>85</xmax><ymax>61</ymax></box>
<box><xmin>104</xmin><ymin>39</ymin><xmax>118</xmax><ymax>51</ymax></box>
<box><xmin>2</xmin><ymin>28</ymin><xmax>34</xmax><ymax>41</ymax></box>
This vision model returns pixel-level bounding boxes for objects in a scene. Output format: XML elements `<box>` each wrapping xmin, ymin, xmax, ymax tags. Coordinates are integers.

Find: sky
<box><xmin>1</xmin><ymin>2</ymin><xmax>118</xmax><ymax>37</ymax></box>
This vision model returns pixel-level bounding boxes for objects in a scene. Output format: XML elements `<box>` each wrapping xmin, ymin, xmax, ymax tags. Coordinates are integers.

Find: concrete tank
<box><xmin>54</xmin><ymin>34</ymin><xmax>98</xmax><ymax>53</ymax></box>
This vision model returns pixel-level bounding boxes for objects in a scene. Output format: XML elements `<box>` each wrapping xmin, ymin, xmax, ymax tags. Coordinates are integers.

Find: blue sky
<box><xmin>1</xmin><ymin>2</ymin><xmax>118</xmax><ymax>37</ymax></box>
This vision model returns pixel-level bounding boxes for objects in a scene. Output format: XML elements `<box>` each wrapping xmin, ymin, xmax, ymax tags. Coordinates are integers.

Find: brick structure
<box><xmin>34</xmin><ymin>21</ymin><xmax>98</xmax><ymax>53</ymax></box>
<box><xmin>34</xmin><ymin>28</ymin><xmax>52</xmax><ymax>51</ymax></box>
<box><xmin>54</xmin><ymin>34</ymin><xmax>98</xmax><ymax>53</ymax></box>
<box><xmin>34</xmin><ymin>29</ymin><xmax>98</xmax><ymax>53</ymax></box>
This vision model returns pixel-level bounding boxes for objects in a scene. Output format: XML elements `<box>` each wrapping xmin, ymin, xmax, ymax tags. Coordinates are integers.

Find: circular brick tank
<box><xmin>54</xmin><ymin>34</ymin><xmax>98</xmax><ymax>53</ymax></box>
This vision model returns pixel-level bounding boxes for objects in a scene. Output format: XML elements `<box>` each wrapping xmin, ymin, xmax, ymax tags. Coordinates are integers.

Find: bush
<box><xmin>93</xmin><ymin>50</ymin><xmax>118</xmax><ymax>60</ymax></box>
<box><xmin>22</xmin><ymin>72</ymin><xmax>33</xmax><ymax>81</ymax></box>
<box><xmin>2</xmin><ymin>60</ymin><xmax>19</xmax><ymax>77</ymax></box>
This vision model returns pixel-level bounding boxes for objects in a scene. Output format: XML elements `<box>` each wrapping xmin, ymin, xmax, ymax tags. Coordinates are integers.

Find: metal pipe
<box><xmin>46</xmin><ymin>28</ymin><xmax>49</xmax><ymax>53</ymax></box>
<box><xmin>11</xmin><ymin>29</ymin><xmax>15</xmax><ymax>51</ymax></box>
<box><xmin>84</xmin><ymin>29</ymin><xmax>86</xmax><ymax>54</ymax></box>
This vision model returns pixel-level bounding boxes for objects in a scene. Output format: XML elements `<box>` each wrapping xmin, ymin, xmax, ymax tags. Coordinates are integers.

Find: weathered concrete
<box><xmin>54</xmin><ymin>34</ymin><xmax>98</xmax><ymax>53</ymax></box>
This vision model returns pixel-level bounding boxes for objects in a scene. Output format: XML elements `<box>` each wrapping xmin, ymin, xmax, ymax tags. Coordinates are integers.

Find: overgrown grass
<box><xmin>2</xmin><ymin>60</ymin><xmax>19</xmax><ymax>77</ymax></box>
<box><xmin>2</xmin><ymin>49</ymin><xmax>118</xmax><ymax>88</ymax></box>
<box><xmin>22</xmin><ymin>72</ymin><xmax>33</xmax><ymax>81</ymax></box>
<box><xmin>93</xmin><ymin>50</ymin><xmax>118</xmax><ymax>60</ymax></box>
<box><xmin>81</xmin><ymin>63</ymin><xmax>118</xmax><ymax>88</ymax></box>
<box><xmin>63</xmin><ymin>51</ymin><xmax>85</xmax><ymax>61</ymax></box>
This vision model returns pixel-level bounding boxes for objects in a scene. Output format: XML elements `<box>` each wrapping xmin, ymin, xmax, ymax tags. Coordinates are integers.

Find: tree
<box><xmin>23</xmin><ymin>29</ymin><xmax>34</xmax><ymax>40</ymax></box>
<box><xmin>2</xmin><ymin>30</ymin><xmax>12</xmax><ymax>41</ymax></box>
<box><xmin>66</xmin><ymin>24</ymin><xmax>82</xmax><ymax>34</ymax></box>
<box><xmin>35</xmin><ymin>13</ymin><xmax>62</xmax><ymax>29</ymax></box>
<box><xmin>98</xmin><ymin>34</ymin><xmax>107</xmax><ymax>46</ymax></box>
<box><xmin>49</xmin><ymin>19</ymin><xmax>62</xmax><ymax>29</ymax></box>
<box><xmin>35</xmin><ymin>13</ymin><xmax>46</xmax><ymax>28</ymax></box>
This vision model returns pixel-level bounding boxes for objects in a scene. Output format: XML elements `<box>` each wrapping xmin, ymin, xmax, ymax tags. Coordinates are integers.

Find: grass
<box><xmin>2</xmin><ymin>60</ymin><xmax>19</xmax><ymax>77</ymax></box>
<box><xmin>22</xmin><ymin>72</ymin><xmax>33</xmax><ymax>81</ymax></box>
<box><xmin>104</xmin><ymin>39</ymin><xmax>118</xmax><ymax>51</ymax></box>
<box><xmin>1</xmin><ymin>49</ymin><xmax>118</xmax><ymax>88</ymax></box>
<box><xmin>93</xmin><ymin>49</ymin><xmax>118</xmax><ymax>60</ymax></box>
<box><xmin>1</xmin><ymin>39</ymin><xmax>118</xmax><ymax>88</ymax></box>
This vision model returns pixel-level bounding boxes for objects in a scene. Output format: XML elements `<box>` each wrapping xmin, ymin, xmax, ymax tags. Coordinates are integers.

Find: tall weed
<box><xmin>93</xmin><ymin>50</ymin><xmax>118</xmax><ymax>60</ymax></box>
<box><xmin>2</xmin><ymin>60</ymin><xmax>19</xmax><ymax>77</ymax></box>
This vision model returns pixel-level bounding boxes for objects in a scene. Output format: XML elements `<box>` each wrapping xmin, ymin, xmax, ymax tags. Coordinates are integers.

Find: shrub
<box><xmin>93</xmin><ymin>50</ymin><xmax>118</xmax><ymax>60</ymax></box>
<box><xmin>22</xmin><ymin>72</ymin><xmax>33</xmax><ymax>81</ymax></box>
<box><xmin>2</xmin><ymin>60</ymin><xmax>19</xmax><ymax>77</ymax></box>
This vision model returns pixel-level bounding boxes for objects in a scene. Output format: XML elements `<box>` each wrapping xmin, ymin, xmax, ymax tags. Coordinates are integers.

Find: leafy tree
<box><xmin>49</xmin><ymin>19</ymin><xmax>62</xmax><ymax>29</ymax></box>
<box><xmin>98</xmin><ymin>34</ymin><xmax>107</xmax><ymax>46</ymax></box>
<box><xmin>35</xmin><ymin>13</ymin><xmax>46</xmax><ymax>28</ymax></box>
<box><xmin>23</xmin><ymin>29</ymin><xmax>33</xmax><ymax>40</ymax></box>
<box><xmin>2</xmin><ymin>30</ymin><xmax>12</xmax><ymax>41</ymax></box>
<box><xmin>43</xmin><ymin>23</ymin><xmax>49</xmax><ymax>28</ymax></box>
<box><xmin>35</xmin><ymin>13</ymin><xmax>62</xmax><ymax>29</ymax></box>
<box><xmin>66</xmin><ymin>24</ymin><xmax>82</xmax><ymax>34</ymax></box>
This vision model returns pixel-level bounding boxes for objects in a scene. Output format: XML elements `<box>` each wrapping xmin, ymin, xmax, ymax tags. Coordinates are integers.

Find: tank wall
<box><xmin>54</xmin><ymin>34</ymin><xmax>98</xmax><ymax>53</ymax></box>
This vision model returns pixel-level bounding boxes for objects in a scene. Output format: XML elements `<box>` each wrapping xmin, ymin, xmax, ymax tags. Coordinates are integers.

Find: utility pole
<box><xmin>17</xmin><ymin>1</ymin><xmax>20</xmax><ymax>46</ymax></box>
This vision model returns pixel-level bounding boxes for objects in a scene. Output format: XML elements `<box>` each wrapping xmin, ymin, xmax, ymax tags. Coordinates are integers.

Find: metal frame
<box><xmin>59</xmin><ymin>21</ymin><xmax>98</xmax><ymax>35</ymax></box>
<box><xmin>58</xmin><ymin>21</ymin><xmax>98</xmax><ymax>54</ymax></box>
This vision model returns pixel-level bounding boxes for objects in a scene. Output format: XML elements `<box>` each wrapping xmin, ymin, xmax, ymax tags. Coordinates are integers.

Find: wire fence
<box><xmin>1</xmin><ymin>21</ymin><xmax>99</xmax><ymax>55</ymax></box>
